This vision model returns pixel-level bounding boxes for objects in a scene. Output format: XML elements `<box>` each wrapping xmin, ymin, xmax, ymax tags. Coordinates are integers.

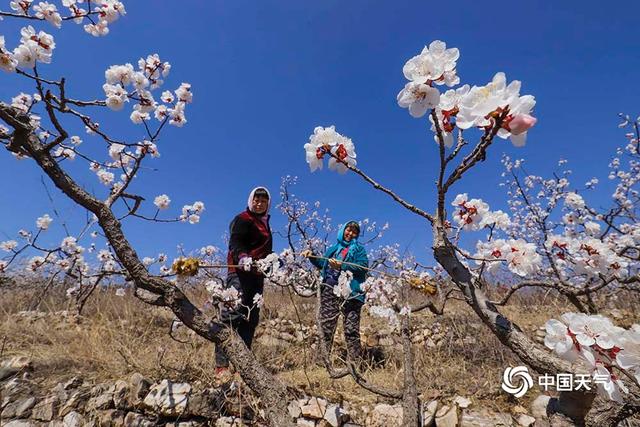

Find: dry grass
<box><xmin>1</xmin><ymin>281</ymin><xmax>638</xmax><ymax>417</ymax></box>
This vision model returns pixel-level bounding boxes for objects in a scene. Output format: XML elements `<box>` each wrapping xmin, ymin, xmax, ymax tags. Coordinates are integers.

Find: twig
<box><xmin>326</xmin><ymin>152</ymin><xmax>434</xmax><ymax>224</ymax></box>
<box><xmin>40</xmin><ymin>175</ymin><xmax>71</xmax><ymax>236</ymax></box>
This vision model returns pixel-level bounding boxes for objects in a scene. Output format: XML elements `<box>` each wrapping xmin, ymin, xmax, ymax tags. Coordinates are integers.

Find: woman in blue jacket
<box><xmin>302</xmin><ymin>220</ymin><xmax>368</xmax><ymax>362</ymax></box>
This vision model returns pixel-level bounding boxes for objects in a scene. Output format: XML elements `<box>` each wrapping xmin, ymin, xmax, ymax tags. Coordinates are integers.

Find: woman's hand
<box><xmin>301</xmin><ymin>250</ymin><xmax>312</xmax><ymax>258</ymax></box>
<box><xmin>328</xmin><ymin>258</ymin><xmax>342</xmax><ymax>269</ymax></box>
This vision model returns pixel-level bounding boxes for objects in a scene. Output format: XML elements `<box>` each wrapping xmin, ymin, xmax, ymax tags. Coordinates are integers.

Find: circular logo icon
<box><xmin>501</xmin><ymin>366</ymin><xmax>533</xmax><ymax>398</ymax></box>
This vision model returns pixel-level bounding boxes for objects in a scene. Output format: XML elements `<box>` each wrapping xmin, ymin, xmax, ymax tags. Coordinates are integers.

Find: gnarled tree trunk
<box><xmin>431</xmin><ymin>218</ymin><xmax>605</xmax><ymax>425</ymax></box>
<box><xmin>1</xmin><ymin>103</ymin><xmax>295</xmax><ymax>427</ymax></box>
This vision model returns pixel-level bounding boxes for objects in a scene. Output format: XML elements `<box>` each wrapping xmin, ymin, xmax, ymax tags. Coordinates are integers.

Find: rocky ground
<box><xmin>1</xmin><ymin>286</ymin><xmax>639</xmax><ymax>426</ymax></box>
<box><xmin>0</xmin><ymin>354</ymin><xmax>547</xmax><ymax>426</ymax></box>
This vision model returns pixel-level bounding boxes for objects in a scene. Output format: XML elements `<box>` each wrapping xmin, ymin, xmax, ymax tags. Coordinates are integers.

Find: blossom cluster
<box><xmin>334</xmin><ymin>270</ymin><xmax>353</xmax><ymax>299</ymax></box>
<box><xmin>397</xmin><ymin>40</ymin><xmax>460</xmax><ymax>118</ymax></box>
<box><xmin>360</xmin><ymin>245</ymin><xmax>434</xmax><ymax>327</ymax></box>
<box><xmin>179</xmin><ymin>201</ymin><xmax>205</xmax><ymax>224</ymax></box>
<box><xmin>3</xmin><ymin>10</ymin><xmax>194</xmax><ymax>232</ymax></box>
<box><xmin>545</xmin><ymin>234</ymin><xmax>628</xmax><ymax>279</ymax></box>
<box><xmin>85</xmin><ymin>139</ymin><xmax>157</xmax><ymax>190</ymax></box>
<box><xmin>198</xmin><ymin>249</ymin><xmax>319</xmax><ymax>309</ymax></box>
<box><xmin>499</xmin><ymin>150</ymin><xmax>637</xmax><ymax>285</ymax></box>
<box><xmin>451</xmin><ymin>193</ymin><xmax>511</xmax><ymax>231</ymax></box>
<box><xmin>433</xmin><ymin>72</ymin><xmax>537</xmax><ymax>147</ymax></box>
<box><xmin>395</xmin><ymin>40</ymin><xmax>539</xmax><ymax>146</ymax></box>
<box><xmin>103</xmin><ymin>55</ymin><xmax>191</xmax><ymax>127</ymax></box>
<box><xmin>304</xmin><ymin>126</ymin><xmax>356</xmax><ymax>174</ymax></box>
<box><xmin>1</xmin><ymin>1</ymin><xmax>125</xmax><ymax>72</ymax></box>
<box><xmin>303</xmin><ymin>40</ymin><xmax>538</xmax><ymax>174</ymax></box>
<box><xmin>475</xmin><ymin>239</ymin><xmax>541</xmax><ymax>277</ymax></box>
<box><xmin>396</xmin><ymin>43</ymin><xmax>538</xmax><ymax>147</ymax></box>
<box><xmin>258</xmin><ymin>249</ymin><xmax>322</xmax><ymax>297</ymax></box>
<box><xmin>6</xmin><ymin>0</ymin><xmax>125</xmax><ymax>36</ymax></box>
<box><xmin>0</xmin><ymin>209</ymin><xmax>138</xmax><ymax>304</ymax></box>
<box><xmin>204</xmin><ymin>279</ymin><xmax>241</xmax><ymax>308</ymax></box>
<box><xmin>363</xmin><ymin>275</ymin><xmax>401</xmax><ymax>326</ymax></box>
<box><xmin>0</xmin><ymin>26</ymin><xmax>55</xmax><ymax>72</ymax></box>
<box><xmin>545</xmin><ymin>313</ymin><xmax>640</xmax><ymax>402</ymax></box>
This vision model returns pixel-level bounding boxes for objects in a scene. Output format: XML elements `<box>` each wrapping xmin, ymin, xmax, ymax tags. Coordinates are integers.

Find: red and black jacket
<box><xmin>227</xmin><ymin>209</ymin><xmax>272</xmax><ymax>274</ymax></box>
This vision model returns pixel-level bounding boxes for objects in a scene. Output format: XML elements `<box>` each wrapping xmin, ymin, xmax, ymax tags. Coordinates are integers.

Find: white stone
<box><xmin>31</xmin><ymin>395</ymin><xmax>57</xmax><ymax>421</ymax></box>
<box><xmin>215</xmin><ymin>416</ymin><xmax>245</xmax><ymax>427</ymax></box>
<box><xmin>435</xmin><ymin>405</ymin><xmax>458</xmax><ymax>427</ymax></box>
<box><xmin>422</xmin><ymin>400</ymin><xmax>439</xmax><ymax>426</ymax></box>
<box><xmin>367</xmin><ymin>403</ymin><xmax>403</xmax><ymax>427</ymax></box>
<box><xmin>288</xmin><ymin>400</ymin><xmax>302</xmax><ymax>419</ymax></box>
<box><xmin>124</xmin><ymin>412</ymin><xmax>155</xmax><ymax>427</ymax></box>
<box><xmin>143</xmin><ymin>379</ymin><xmax>191</xmax><ymax>416</ymax></box>
<box><xmin>300</xmin><ymin>397</ymin><xmax>327</xmax><ymax>419</ymax></box>
<box><xmin>87</xmin><ymin>390</ymin><xmax>113</xmax><ymax>411</ymax></box>
<box><xmin>14</xmin><ymin>397</ymin><xmax>36</xmax><ymax>418</ymax></box>
<box><xmin>516</xmin><ymin>414</ymin><xmax>536</xmax><ymax>427</ymax></box>
<box><xmin>460</xmin><ymin>410</ymin><xmax>513</xmax><ymax>426</ymax></box>
<box><xmin>3</xmin><ymin>421</ymin><xmax>38</xmax><ymax>427</ymax></box>
<box><xmin>454</xmin><ymin>395</ymin><xmax>472</xmax><ymax>409</ymax></box>
<box><xmin>113</xmin><ymin>380</ymin><xmax>130</xmax><ymax>409</ymax></box>
<box><xmin>323</xmin><ymin>404</ymin><xmax>348</xmax><ymax>427</ymax></box>
<box><xmin>63</xmin><ymin>411</ymin><xmax>85</xmax><ymax>427</ymax></box>
<box><xmin>531</xmin><ymin>395</ymin><xmax>551</xmax><ymax>420</ymax></box>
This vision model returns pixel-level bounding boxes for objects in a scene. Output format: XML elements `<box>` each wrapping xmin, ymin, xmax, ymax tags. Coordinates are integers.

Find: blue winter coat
<box><xmin>310</xmin><ymin>221</ymin><xmax>369</xmax><ymax>302</ymax></box>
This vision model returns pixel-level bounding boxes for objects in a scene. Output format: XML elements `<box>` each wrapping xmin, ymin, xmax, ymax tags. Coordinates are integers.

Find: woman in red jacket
<box><xmin>215</xmin><ymin>187</ymin><xmax>272</xmax><ymax>377</ymax></box>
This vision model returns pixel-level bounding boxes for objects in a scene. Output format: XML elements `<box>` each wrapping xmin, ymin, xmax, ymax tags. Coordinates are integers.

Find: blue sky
<box><xmin>1</xmin><ymin>0</ymin><xmax>639</xmax><ymax>264</ymax></box>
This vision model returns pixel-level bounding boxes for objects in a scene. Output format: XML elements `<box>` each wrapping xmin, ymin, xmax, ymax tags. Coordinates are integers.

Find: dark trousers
<box><xmin>319</xmin><ymin>283</ymin><xmax>364</xmax><ymax>361</ymax></box>
<box><xmin>215</xmin><ymin>272</ymin><xmax>263</xmax><ymax>368</ymax></box>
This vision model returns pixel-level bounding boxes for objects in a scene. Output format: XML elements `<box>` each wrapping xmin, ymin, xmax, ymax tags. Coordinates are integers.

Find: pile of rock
<box><xmin>362</xmin><ymin>321</ymin><xmax>456</xmax><ymax>349</ymax></box>
<box><xmin>361</xmin><ymin>325</ymin><xmax>395</xmax><ymax>348</ymax></box>
<box><xmin>256</xmin><ymin>318</ymin><xmax>317</xmax><ymax>347</ymax></box>
<box><xmin>257</xmin><ymin>316</ymin><xmax>489</xmax><ymax>354</ymax></box>
<box><xmin>287</xmin><ymin>397</ymin><xmax>352</xmax><ymax>427</ymax></box>
<box><xmin>364</xmin><ymin>396</ymin><xmax>537</xmax><ymax>427</ymax></box>
<box><xmin>0</xmin><ymin>356</ymin><xmax>556</xmax><ymax>427</ymax></box>
<box><xmin>0</xmin><ymin>354</ymin><xmax>248</xmax><ymax>427</ymax></box>
<box><xmin>0</xmin><ymin>357</ymin><xmax>356</xmax><ymax>427</ymax></box>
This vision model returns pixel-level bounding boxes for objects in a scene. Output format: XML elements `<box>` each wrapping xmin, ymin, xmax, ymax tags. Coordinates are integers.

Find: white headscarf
<box><xmin>247</xmin><ymin>186</ymin><xmax>271</xmax><ymax>214</ymax></box>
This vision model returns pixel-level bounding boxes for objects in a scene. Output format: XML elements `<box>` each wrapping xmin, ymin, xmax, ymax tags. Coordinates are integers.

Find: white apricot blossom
<box><xmin>10</xmin><ymin>1</ymin><xmax>33</xmax><ymax>15</ymax></box>
<box><xmin>153</xmin><ymin>194</ymin><xmax>171</xmax><ymax>210</ymax></box>
<box><xmin>96</xmin><ymin>169</ymin><xmax>115</xmax><ymax>186</ymax></box>
<box><xmin>544</xmin><ymin>319</ymin><xmax>580</xmax><ymax>361</ymax></box>
<box><xmin>36</xmin><ymin>213</ymin><xmax>53</xmax><ymax>230</ymax></box>
<box><xmin>0</xmin><ymin>240</ymin><xmax>18</xmax><ymax>252</ymax></box>
<box><xmin>239</xmin><ymin>256</ymin><xmax>253</xmax><ymax>272</ymax></box>
<box><xmin>33</xmin><ymin>1</ymin><xmax>62</xmax><ymax>28</ymax></box>
<box><xmin>13</xmin><ymin>26</ymin><xmax>56</xmax><ymax>67</ymax></box>
<box><xmin>0</xmin><ymin>36</ymin><xmax>18</xmax><ymax>72</ymax></box>
<box><xmin>474</xmin><ymin>238</ymin><xmax>541</xmax><ymax>276</ymax></box>
<box><xmin>10</xmin><ymin>93</ymin><xmax>33</xmax><ymax>113</ymax></box>
<box><xmin>451</xmin><ymin>193</ymin><xmax>490</xmax><ymax>230</ymax></box>
<box><xmin>252</xmin><ymin>293</ymin><xmax>264</xmax><ymax>308</ymax></box>
<box><xmin>617</xmin><ymin>325</ymin><xmax>640</xmax><ymax>384</ymax></box>
<box><xmin>397</xmin><ymin>82</ymin><xmax>440</xmax><ymax>118</ymax></box>
<box><xmin>544</xmin><ymin>313</ymin><xmax>639</xmax><ymax>402</ymax></box>
<box><xmin>564</xmin><ymin>192</ymin><xmax>586</xmax><ymax>210</ymax></box>
<box><xmin>304</xmin><ymin>126</ymin><xmax>356</xmax><ymax>173</ymax></box>
<box><xmin>334</xmin><ymin>271</ymin><xmax>353</xmax><ymax>299</ymax></box>
<box><xmin>402</xmin><ymin>40</ymin><xmax>460</xmax><ymax>86</ymax></box>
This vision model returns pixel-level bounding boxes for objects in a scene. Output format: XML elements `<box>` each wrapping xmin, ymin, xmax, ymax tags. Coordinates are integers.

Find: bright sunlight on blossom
<box><xmin>304</xmin><ymin>126</ymin><xmax>356</xmax><ymax>174</ymax></box>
